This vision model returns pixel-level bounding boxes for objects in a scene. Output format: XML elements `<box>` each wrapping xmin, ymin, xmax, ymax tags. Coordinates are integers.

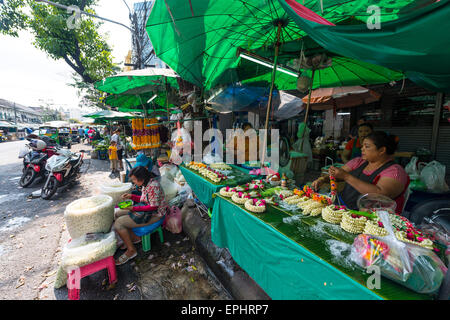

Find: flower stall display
<box><xmin>131</xmin><ymin>118</ymin><xmax>160</xmax><ymax>150</ymax></box>
<box><xmin>245</xmin><ymin>198</ymin><xmax>267</xmax><ymax>213</ymax></box>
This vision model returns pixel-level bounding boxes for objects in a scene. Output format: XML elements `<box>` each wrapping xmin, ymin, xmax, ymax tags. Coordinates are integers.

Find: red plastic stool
<box><xmin>67</xmin><ymin>256</ymin><xmax>117</xmax><ymax>300</ymax></box>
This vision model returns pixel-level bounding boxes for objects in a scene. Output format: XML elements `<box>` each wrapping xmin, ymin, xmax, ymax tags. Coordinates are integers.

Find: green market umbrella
<box><xmin>94</xmin><ymin>68</ymin><xmax>179</xmax><ymax>95</ymax></box>
<box><xmin>82</xmin><ymin>110</ymin><xmax>134</xmax><ymax>121</ymax></box>
<box><xmin>105</xmin><ymin>91</ymin><xmax>177</xmax><ymax>110</ymax></box>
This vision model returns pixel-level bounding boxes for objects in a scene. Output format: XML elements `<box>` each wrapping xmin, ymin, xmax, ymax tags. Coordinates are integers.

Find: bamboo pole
<box><xmin>261</xmin><ymin>23</ymin><xmax>282</xmax><ymax>170</ymax></box>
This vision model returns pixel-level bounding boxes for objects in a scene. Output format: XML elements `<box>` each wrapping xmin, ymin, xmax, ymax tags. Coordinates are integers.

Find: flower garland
<box><xmin>187</xmin><ymin>161</ymin><xmax>207</xmax><ymax>171</ymax></box>
<box><xmin>322</xmin><ymin>205</ymin><xmax>347</xmax><ymax>225</ymax></box>
<box><xmin>198</xmin><ymin>167</ymin><xmax>228</xmax><ymax>183</ymax></box>
<box><xmin>330</xmin><ymin>175</ymin><xmax>337</xmax><ymax>203</ymax></box>
<box><xmin>340</xmin><ymin>212</ymin><xmax>369</xmax><ymax>234</ymax></box>
<box><xmin>219</xmin><ymin>186</ymin><xmax>237</xmax><ymax>197</ymax></box>
<box><xmin>210</xmin><ymin>163</ymin><xmax>232</xmax><ymax>171</ymax></box>
<box><xmin>231</xmin><ymin>191</ymin><xmax>252</xmax><ymax>204</ymax></box>
<box><xmin>244</xmin><ymin>198</ymin><xmax>267</xmax><ymax>213</ymax></box>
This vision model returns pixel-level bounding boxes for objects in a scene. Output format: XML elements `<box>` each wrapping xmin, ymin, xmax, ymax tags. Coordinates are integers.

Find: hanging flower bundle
<box><xmin>131</xmin><ymin>118</ymin><xmax>161</xmax><ymax>150</ymax></box>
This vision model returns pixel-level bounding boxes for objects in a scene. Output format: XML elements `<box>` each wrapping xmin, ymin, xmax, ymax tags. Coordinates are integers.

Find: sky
<box><xmin>0</xmin><ymin>0</ymin><xmax>143</xmax><ymax>114</ymax></box>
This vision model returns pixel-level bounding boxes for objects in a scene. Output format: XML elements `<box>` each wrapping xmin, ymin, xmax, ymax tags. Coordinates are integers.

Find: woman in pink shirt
<box><xmin>312</xmin><ymin>131</ymin><xmax>409</xmax><ymax>214</ymax></box>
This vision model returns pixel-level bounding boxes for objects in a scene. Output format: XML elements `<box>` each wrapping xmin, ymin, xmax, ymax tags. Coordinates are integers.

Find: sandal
<box><xmin>119</xmin><ymin>239</ymin><xmax>141</xmax><ymax>250</ymax></box>
<box><xmin>115</xmin><ymin>251</ymin><xmax>137</xmax><ymax>266</ymax></box>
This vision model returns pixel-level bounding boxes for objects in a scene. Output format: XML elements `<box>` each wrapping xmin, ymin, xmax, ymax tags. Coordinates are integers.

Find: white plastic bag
<box><xmin>99</xmin><ymin>182</ymin><xmax>132</xmax><ymax>206</ymax></box>
<box><xmin>54</xmin><ymin>232</ymin><xmax>117</xmax><ymax>288</ymax></box>
<box><xmin>64</xmin><ymin>195</ymin><xmax>115</xmax><ymax>239</ymax></box>
<box><xmin>160</xmin><ymin>176</ymin><xmax>178</xmax><ymax>201</ymax></box>
<box><xmin>420</xmin><ymin>161</ymin><xmax>449</xmax><ymax>192</ymax></box>
<box><xmin>351</xmin><ymin>211</ymin><xmax>447</xmax><ymax>294</ymax></box>
<box><xmin>164</xmin><ymin>206</ymin><xmax>182</xmax><ymax>234</ymax></box>
<box><xmin>405</xmin><ymin>156</ymin><xmax>419</xmax><ymax>179</ymax></box>
<box><xmin>159</xmin><ymin>164</ymin><xmax>178</xmax><ymax>181</ymax></box>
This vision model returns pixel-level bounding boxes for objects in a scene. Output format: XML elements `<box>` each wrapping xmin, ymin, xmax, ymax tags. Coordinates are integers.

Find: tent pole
<box><xmin>261</xmin><ymin>23</ymin><xmax>282</xmax><ymax>170</ymax></box>
<box><xmin>165</xmin><ymin>77</ymin><xmax>170</xmax><ymax>120</ymax></box>
<box><xmin>303</xmin><ymin>69</ymin><xmax>316</xmax><ymax>124</ymax></box>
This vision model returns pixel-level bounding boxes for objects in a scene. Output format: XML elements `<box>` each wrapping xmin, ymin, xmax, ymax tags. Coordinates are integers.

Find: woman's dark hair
<box><xmin>129</xmin><ymin>166</ymin><xmax>156</xmax><ymax>185</ymax></box>
<box><xmin>358</xmin><ymin>123</ymin><xmax>373</xmax><ymax>131</ymax></box>
<box><xmin>242</xmin><ymin>122</ymin><xmax>253</xmax><ymax>130</ymax></box>
<box><xmin>365</xmin><ymin>131</ymin><xmax>399</xmax><ymax>155</ymax></box>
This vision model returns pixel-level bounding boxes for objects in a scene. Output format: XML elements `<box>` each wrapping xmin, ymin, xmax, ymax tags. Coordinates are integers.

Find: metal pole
<box><xmin>303</xmin><ymin>69</ymin><xmax>316</xmax><ymax>124</ymax></box>
<box><xmin>431</xmin><ymin>92</ymin><xmax>444</xmax><ymax>158</ymax></box>
<box><xmin>299</xmin><ymin>70</ymin><xmax>316</xmax><ymax>151</ymax></box>
<box><xmin>13</xmin><ymin>102</ymin><xmax>17</xmax><ymax>125</ymax></box>
<box><xmin>261</xmin><ymin>23</ymin><xmax>282</xmax><ymax>169</ymax></box>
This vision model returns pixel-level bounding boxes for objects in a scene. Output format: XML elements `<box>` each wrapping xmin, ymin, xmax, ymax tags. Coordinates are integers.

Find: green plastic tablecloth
<box><xmin>179</xmin><ymin>165</ymin><xmax>257</xmax><ymax>208</ymax></box>
<box><xmin>211</xmin><ymin>195</ymin><xmax>431</xmax><ymax>300</ymax></box>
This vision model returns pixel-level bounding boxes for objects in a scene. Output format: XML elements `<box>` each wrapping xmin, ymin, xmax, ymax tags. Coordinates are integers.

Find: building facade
<box><xmin>0</xmin><ymin>99</ymin><xmax>43</xmax><ymax>125</ymax></box>
<box><xmin>132</xmin><ymin>1</ymin><xmax>165</xmax><ymax>69</ymax></box>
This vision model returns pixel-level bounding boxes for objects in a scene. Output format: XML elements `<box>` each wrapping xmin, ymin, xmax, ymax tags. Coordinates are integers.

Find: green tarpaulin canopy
<box><xmin>278</xmin><ymin>0</ymin><xmax>450</xmax><ymax>92</ymax></box>
<box><xmin>146</xmin><ymin>0</ymin><xmax>419</xmax><ymax>91</ymax></box>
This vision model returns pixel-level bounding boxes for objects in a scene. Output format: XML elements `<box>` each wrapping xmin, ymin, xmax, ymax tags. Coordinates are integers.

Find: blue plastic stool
<box><xmin>132</xmin><ymin>218</ymin><xmax>164</xmax><ymax>252</ymax></box>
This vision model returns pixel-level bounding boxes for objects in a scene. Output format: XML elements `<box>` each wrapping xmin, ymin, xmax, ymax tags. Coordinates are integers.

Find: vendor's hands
<box><xmin>311</xmin><ymin>178</ymin><xmax>324</xmax><ymax>191</ymax></box>
<box><xmin>329</xmin><ymin>166</ymin><xmax>348</xmax><ymax>181</ymax></box>
<box><xmin>121</xmin><ymin>193</ymin><xmax>132</xmax><ymax>200</ymax></box>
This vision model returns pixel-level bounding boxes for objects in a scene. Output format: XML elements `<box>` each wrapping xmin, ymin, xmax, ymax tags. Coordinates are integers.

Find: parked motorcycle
<box><xmin>41</xmin><ymin>148</ymin><xmax>85</xmax><ymax>200</ymax></box>
<box><xmin>18</xmin><ymin>140</ymin><xmax>57</xmax><ymax>188</ymax></box>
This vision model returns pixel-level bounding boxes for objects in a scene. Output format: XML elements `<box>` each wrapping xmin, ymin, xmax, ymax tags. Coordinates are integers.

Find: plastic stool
<box><xmin>67</xmin><ymin>256</ymin><xmax>117</xmax><ymax>300</ymax></box>
<box><xmin>132</xmin><ymin>218</ymin><xmax>164</xmax><ymax>252</ymax></box>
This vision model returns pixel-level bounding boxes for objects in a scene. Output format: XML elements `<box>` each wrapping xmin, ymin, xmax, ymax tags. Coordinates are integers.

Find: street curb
<box><xmin>181</xmin><ymin>200</ymin><xmax>271</xmax><ymax>300</ymax></box>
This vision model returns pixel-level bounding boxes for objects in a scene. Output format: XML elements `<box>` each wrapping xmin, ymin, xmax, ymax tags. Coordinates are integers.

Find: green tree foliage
<box><xmin>1</xmin><ymin>0</ymin><xmax>119</xmax><ymax>108</ymax></box>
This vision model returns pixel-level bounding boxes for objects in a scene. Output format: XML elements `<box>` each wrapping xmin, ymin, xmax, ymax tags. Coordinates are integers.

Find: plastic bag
<box><xmin>163</xmin><ymin>206</ymin><xmax>182</xmax><ymax>234</ymax></box>
<box><xmin>202</xmin><ymin>152</ymin><xmax>224</xmax><ymax>165</ymax></box>
<box><xmin>64</xmin><ymin>195</ymin><xmax>115</xmax><ymax>239</ymax></box>
<box><xmin>54</xmin><ymin>232</ymin><xmax>117</xmax><ymax>288</ymax></box>
<box><xmin>351</xmin><ymin>211</ymin><xmax>447</xmax><ymax>294</ymax></box>
<box><xmin>420</xmin><ymin>161</ymin><xmax>449</xmax><ymax>192</ymax></box>
<box><xmin>99</xmin><ymin>182</ymin><xmax>132</xmax><ymax>206</ymax></box>
<box><xmin>405</xmin><ymin>156</ymin><xmax>419</xmax><ymax>179</ymax></box>
<box><xmin>159</xmin><ymin>164</ymin><xmax>178</xmax><ymax>181</ymax></box>
<box><xmin>160</xmin><ymin>176</ymin><xmax>178</xmax><ymax>201</ymax></box>
<box><xmin>420</xmin><ymin>216</ymin><xmax>450</xmax><ymax>267</ymax></box>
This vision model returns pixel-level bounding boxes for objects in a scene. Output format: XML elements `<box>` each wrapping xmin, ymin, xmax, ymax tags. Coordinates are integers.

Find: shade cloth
<box><xmin>278</xmin><ymin>0</ymin><xmax>450</xmax><ymax>93</ymax></box>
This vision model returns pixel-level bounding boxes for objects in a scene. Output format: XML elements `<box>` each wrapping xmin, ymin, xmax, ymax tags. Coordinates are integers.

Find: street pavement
<box><xmin>0</xmin><ymin>140</ymin><xmax>230</xmax><ymax>300</ymax></box>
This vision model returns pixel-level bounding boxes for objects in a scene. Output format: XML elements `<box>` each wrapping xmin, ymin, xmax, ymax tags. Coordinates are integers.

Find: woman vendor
<box><xmin>312</xmin><ymin>131</ymin><xmax>409</xmax><ymax>215</ymax></box>
<box><xmin>341</xmin><ymin>123</ymin><xmax>373</xmax><ymax>163</ymax></box>
<box><xmin>114</xmin><ymin>166</ymin><xmax>168</xmax><ymax>265</ymax></box>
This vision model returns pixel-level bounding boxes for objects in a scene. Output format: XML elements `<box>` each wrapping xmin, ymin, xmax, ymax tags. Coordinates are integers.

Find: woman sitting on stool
<box><xmin>114</xmin><ymin>166</ymin><xmax>168</xmax><ymax>265</ymax></box>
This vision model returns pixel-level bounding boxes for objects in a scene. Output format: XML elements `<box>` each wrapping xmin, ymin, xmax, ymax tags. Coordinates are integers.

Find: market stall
<box><xmin>210</xmin><ymin>183</ymin><xmax>447</xmax><ymax>300</ymax></box>
<box><xmin>179</xmin><ymin>162</ymin><xmax>259</xmax><ymax>208</ymax></box>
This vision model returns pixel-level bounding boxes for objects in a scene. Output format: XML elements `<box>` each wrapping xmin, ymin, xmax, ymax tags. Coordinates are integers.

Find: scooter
<box><xmin>18</xmin><ymin>140</ymin><xmax>57</xmax><ymax>188</ymax></box>
<box><xmin>41</xmin><ymin>148</ymin><xmax>85</xmax><ymax>200</ymax></box>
